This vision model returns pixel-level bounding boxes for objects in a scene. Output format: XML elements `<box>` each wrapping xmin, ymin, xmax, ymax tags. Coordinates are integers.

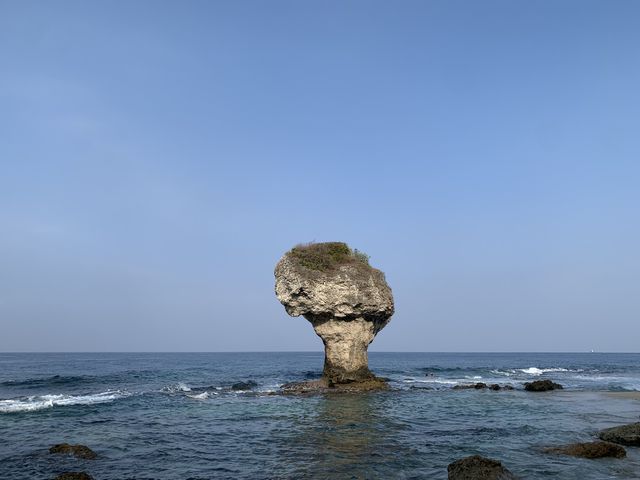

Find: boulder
<box><xmin>448</xmin><ymin>455</ymin><xmax>518</xmax><ymax>480</ymax></box>
<box><xmin>55</xmin><ymin>473</ymin><xmax>94</xmax><ymax>480</ymax></box>
<box><xmin>598</xmin><ymin>422</ymin><xmax>640</xmax><ymax>446</ymax></box>
<box><xmin>543</xmin><ymin>441</ymin><xmax>626</xmax><ymax>459</ymax></box>
<box><xmin>49</xmin><ymin>444</ymin><xmax>97</xmax><ymax>460</ymax></box>
<box><xmin>275</xmin><ymin>242</ymin><xmax>393</xmax><ymax>390</ymax></box>
<box><xmin>523</xmin><ymin>380</ymin><xmax>563</xmax><ymax>392</ymax></box>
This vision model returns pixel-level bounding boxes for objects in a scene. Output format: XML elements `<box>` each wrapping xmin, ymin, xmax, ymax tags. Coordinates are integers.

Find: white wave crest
<box><xmin>520</xmin><ymin>367</ymin><xmax>569</xmax><ymax>375</ymax></box>
<box><xmin>186</xmin><ymin>391</ymin><xmax>210</xmax><ymax>400</ymax></box>
<box><xmin>0</xmin><ymin>391</ymin><xmax>126</xmax><ymax>414</ymax></box>
<box><xmin>403</xmin><ymin>377</ymin><xmax>459</xmax><ymax>385</ymax></box>
<box><xmin>162</xmin><ymin>382</ymin><xmax>192</xmax><ymax>393</ymax></box>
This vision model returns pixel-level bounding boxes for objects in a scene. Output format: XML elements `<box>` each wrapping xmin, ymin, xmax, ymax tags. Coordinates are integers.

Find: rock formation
<box><xmin>543</xmin><ymin>441</ymin><xmax>626</xmax><ymax>459</ymax></box>
<box><xmin>447</xmin><ymin>455</ymin><xmax>518</xmax><ymax>480</ymax></box>
<box><xmin>55</xmin><ymin>473</ymin><xmax>94</xmax><ymax>480</ymax></box>
<box><xmin>598</xmin><ymin>422</ymin><xmax>640</xmax><ymax>446</ymax></box>
<box><xmin>275</xmin><ymin>242</ymin><xmax>394</xmax><ymax>391</ymax></box>
<box><xmin>523</xmin><ymin>379</ymin><xmax>563</xmax><ymax>392</ymax></box>
<box><xmin>49</xmin><ymin>444</ymin><xmax>97</xmax><ymax>460</ymax></box>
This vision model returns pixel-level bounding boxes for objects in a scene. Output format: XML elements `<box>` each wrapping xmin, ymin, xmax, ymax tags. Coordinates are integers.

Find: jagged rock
<box><xmin>49</xmin><ymin>444</ymin><xmax>97</xmax><ymax>460</ymax></box>
<box><xmin>523</xmin><ymin>380</ymin><xmax>563</xmax><ymax>392</ymax></box>
<box><xmin>275</xmin><ymin>242</ymin><xmax>393</xmax><ymax>389</ymax></box>
<box><xmin>231</xmin><ymin>380</ymin><xmax>258</xmax><ymax>391</ymax></box>
<box><xmin>543</xmin><ymin>441</ymin><xmax>626</xmax><ymax>459</ymax></box>
<box><xmin>598</xmin><ymin>422</ymin><xmax>640</xmax><ymax>446</ymax></box>
<box><xmin>448</xmin><ymin>455</ymin><xmax>518</xmax><ymax>479</ymax></box>
<box><xmin>55</xmin><ymin>473</ymin><xmax>94</xmax><ymax>480</ymax></box>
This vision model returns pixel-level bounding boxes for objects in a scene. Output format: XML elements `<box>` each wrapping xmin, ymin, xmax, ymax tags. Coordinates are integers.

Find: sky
<box><xmin>1</xmin><ymin>1</ymin><xmax>639</xmax><ymax>352</ymax></box>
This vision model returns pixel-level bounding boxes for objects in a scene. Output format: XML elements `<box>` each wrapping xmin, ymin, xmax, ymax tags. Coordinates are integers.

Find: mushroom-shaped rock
<box><xmin>275</xmin><ymin>242</ymin><xmax>394</xmax><ymax>388</ymax></box>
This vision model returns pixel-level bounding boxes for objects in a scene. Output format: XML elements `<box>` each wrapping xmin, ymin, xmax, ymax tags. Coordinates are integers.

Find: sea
<box><xmin>1</xmin><ymin>352</ymin><xmax>639</xmax><ymax>479</ymax></box>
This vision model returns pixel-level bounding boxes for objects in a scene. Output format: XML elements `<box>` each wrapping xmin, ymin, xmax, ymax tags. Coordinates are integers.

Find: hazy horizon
<box><xmin>1</xmin><ymin>1</ymin><xmax>639</xmax><ymax>353</ymax></box>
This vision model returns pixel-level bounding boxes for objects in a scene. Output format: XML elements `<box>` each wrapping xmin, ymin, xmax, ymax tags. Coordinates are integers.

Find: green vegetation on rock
<box><xmin>289</xmin><ymin>242</ymin><xmax>370</xmax><ymax>272</ymax></box>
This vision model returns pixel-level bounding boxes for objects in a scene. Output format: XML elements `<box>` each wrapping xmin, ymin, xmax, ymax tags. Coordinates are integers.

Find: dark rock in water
<box><xmin>452</xmin><ymin>383</ymin><xmax>513</xmax><ymax>391</ymax></box>
<box><xmin>453</xmin><ymin>383</ymin><xmax>487</xmax><ymax>390</ymax></box>
<box><xmin>231</xmin><ymin>380</ymin><xmax>258</xmax><ymax>391</ymax></box>
<box><xmin>448</xmin><ymin>455</ymin><xmax>518</xmax><ymax>479</ymax></box>
<box><xmin>598</xmin><ymin>422</ymin><xmax>640</xmax><ymax>446</ymax></box>
<box><xmin>49</xmin><ymin>444</ymin><xmax>97</xmax><ymax>460</ymax></box>
<box><xmin>489</xmin><ymin>383</ymin><xmax>514</xmax><ymax>391</ymax></box>
<box><xmin>543</xmin><ymin>441</ymin><xmax>626</xmax><ymax>459</ymax></box>
<box><xmin>55</xmin><ymin>473</ymin><xmax>94</xmax><ymax>480</ymax></box>
<box><xmin>523</xmin><ymin>380</ymin><xmax>563</xmax><ymax>392</ymax></box>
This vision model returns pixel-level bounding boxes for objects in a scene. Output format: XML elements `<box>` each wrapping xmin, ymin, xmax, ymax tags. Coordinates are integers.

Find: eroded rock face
<box><xmin>275</xmin><ymin>243</ymin><xmax>393</xmax><ymax>387</ymax></box>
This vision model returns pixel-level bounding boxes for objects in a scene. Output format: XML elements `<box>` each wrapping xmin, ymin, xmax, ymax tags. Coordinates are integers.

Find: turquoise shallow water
<box><xmin>1</xmin><ymin>352</ymin><xmax>639</xmax><ymax>479</ymax></box>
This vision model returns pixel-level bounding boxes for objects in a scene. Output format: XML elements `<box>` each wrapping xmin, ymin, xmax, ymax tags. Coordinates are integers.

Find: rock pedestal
<box><xmin>274</xmin><ymin>242</ymin><xmax>394</xmax><ymax>390</ymax></box>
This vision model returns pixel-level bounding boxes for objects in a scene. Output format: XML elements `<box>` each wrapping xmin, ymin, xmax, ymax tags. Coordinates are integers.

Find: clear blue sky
<box><xmin>1</xmin><ymin>1</ymin><xmax>639</xmax><ymax>352</ymax></box>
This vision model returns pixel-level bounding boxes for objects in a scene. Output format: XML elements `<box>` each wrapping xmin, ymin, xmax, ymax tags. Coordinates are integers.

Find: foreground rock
<box><xmin>275</xmin><ymin>242</ymin><xmax>393</xmax><ymax>391</ymax></box>
<box><xmin>543</xmin><ymin>441</ymin><xmax>626</xmax><ymax>459</ymax></box>
<box><xmin>49</xmin><ymin>444</ymin><xmax>97</xmax><ymax>460</ymax></box>
<box><xmin>448</xmin><ymin>455</ymin><xmax>518</xmax><ymax>479</ymax></box>
<box><xmin>598</xmin><ymin>422</ymin><xmax>640</xmax><ymax>446</ymax></box>
<box><xmin>55</xmin><ymin>473</ymin><xmax>94</xmax><ymax>480</ymax></box>
<box><xmin>523</xmin><ymin>380</ymin><xmax>563</xmax><ymax>392</ymax></box>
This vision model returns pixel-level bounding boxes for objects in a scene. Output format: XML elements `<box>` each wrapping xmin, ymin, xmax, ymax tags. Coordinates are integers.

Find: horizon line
<box><xmin>1</xmin><ymin>350</ymin><xmax>638</xmax><ymax>354</ymax></box>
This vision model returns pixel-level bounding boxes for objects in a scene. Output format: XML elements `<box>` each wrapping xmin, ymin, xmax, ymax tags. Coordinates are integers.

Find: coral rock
<box><xmin>275</xmin><ymin>242</ymin><xmax>393</xmax><ymax>389</ymax></box>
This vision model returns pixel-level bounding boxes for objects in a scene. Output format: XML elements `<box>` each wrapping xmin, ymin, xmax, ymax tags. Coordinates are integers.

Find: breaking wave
<box><xmin>0</xmin><ymin>391</ymin><xmax>128</xmax><ymax>414</ymax></box>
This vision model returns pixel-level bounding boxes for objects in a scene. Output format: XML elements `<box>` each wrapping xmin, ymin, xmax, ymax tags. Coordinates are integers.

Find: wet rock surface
<box><xmin>523</xmin><ymin>380</ymin><xmax>563</xmax><ymax>392</ymax></box>
<box><xmin>275</xmin><ymin>242</ymin><xmax>394</xmax><ymax>391</ymax></box>
<box><xmin>55</xmin><ymin>473</ymin><xmax>94</xmax><ymax>480</ymax></box>
<box><xmin>49</xmin><ymin>444</ymin><xmax>97</xmax><ymax>460</ymax></box>
<box><xmin>543</xmin><ymin>441</ymin><xmax>626</xmax><ymax>459</ymax></box>
<box><xmin>448</xmin><ymin>455</ymin><xmax>518</xmax><ymax>479</ymax></box>
<box><xmin>598</xmin><ymin>422</ymin><xmax>640</xmax><ymax>446</ymax></box>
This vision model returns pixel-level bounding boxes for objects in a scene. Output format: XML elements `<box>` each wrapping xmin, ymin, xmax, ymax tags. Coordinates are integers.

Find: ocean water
<box><xmin>1</xmin><ymin>352</ymin><xmax>639</xmax><ymax>479</ymax></box>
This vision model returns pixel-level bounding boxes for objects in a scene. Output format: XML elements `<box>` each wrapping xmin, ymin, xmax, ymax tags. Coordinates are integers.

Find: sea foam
<box><xmin>520</xmin><ymin>367</ymin><xmax>569</xmax><ymax>375</ymax></box>
<box><xmin>0</xmin><ymin>391</ymin><xmax>127</xmax><ymax>414</ymax></box>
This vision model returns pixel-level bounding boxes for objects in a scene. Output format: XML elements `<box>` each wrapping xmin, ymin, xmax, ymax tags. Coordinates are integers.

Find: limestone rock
<box><xmin>543</xmin><ymin>441</ymin><xmax>626</xmax><ymax>459</ymax></box>
<box><xmin>49</xmin><ymin>444</ymin><xmax>97</xmax><ymax>460</ymax></box>
<box><xmin>523</xmin><ymin>380</ymin><xmax>563</xmax><ymax>392</ymax></box>
<box><xmin>598</xmin><ymin>422</ymin><xmax>640</xmax><ymax>446</ymax></box>
<box><xmin>447</xmin><ymin>455</ymin><xmax>518</xmax><ymax>480</ymax></box>
<box><xmin>275</xmin><ymin>242</ymin><xmax>394</xmax><ymax>388</ymax></box>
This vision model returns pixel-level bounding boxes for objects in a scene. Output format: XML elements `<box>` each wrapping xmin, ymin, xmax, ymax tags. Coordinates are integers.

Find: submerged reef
<box><xmin>275</xmin><ymin>242</ymin><xmax>394</xmax><ymax>392</ymax></box>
